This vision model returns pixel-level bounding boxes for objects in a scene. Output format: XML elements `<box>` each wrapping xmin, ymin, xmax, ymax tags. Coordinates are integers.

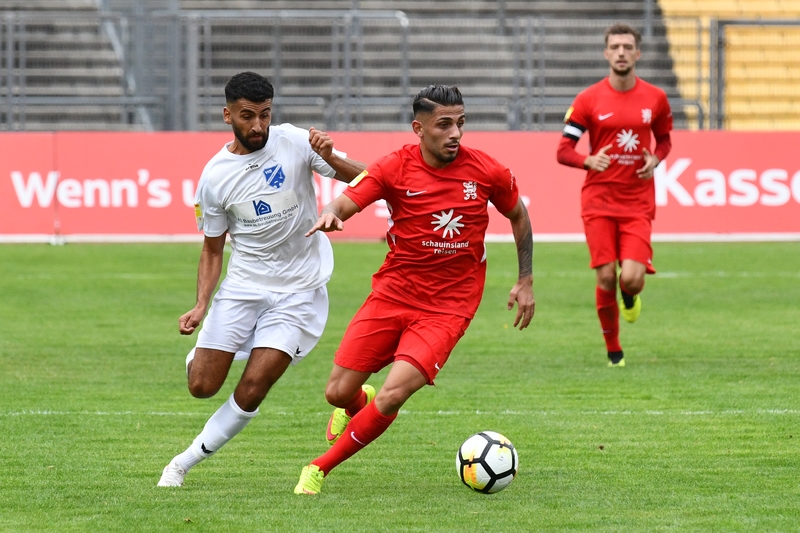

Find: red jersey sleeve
<box><xmin>558</xmin><ymin>90</ymin><xmax>592</xmax><ymax>168</ymax></box>
<box><xmin>651</xmin><ymin>91</ymin><xmax>673</xmax><ymax>162</ymax></box>
<box><xmin>490</xmin><ymin>166</ymin><xmax>520</xmax><ymax>215</ymax></box>
<box><xmin>556</xmin><ymin>136</ymin><xmax>585</xmax><ymax>169</ymax></box>
<box><xmin>563</xmin><ymin>89</ymin><xmax>592</xmax><ymax>136</ymax></box>
<box><xmin>652</xmin><ymin>91</ymin><xmax>673</xmax><ymax>138</ymax></box>
<box><xmin>342</xmin><ymin>155</ymin><xmax>394</xmax><ymax>210</ymax></box>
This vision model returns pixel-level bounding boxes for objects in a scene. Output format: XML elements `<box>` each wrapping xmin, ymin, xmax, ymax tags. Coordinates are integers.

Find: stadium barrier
<box><xmin>1</xmin><ymin>130</ymin><xmax>798</xmax><ymax>243</ymax></box>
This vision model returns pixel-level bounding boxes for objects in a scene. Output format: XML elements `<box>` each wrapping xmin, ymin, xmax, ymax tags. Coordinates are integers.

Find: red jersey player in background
<box><xmin>294</xmin><ymin>85</ymin><xmax>535</xmax><ymax>495</ymax></box>
<box><xmin>556</xmin><ymin>23</ymin><xmax>673</xmax><ymax>368</ymax></box>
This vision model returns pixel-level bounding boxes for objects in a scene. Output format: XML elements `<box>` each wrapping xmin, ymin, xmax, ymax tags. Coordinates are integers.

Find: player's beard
<box><xmin>233</xmin><ymin>127</ymin><xmax>268</xmax><ymax>153</ymax></box>
<box><xmin>611</xmin><ymin>64</ymin><xmax>633</xmax><ymax>77</ymax></box>
<box><xmin>436</xmin><ymin>144</ymin><xmax>459</xmax><ymax>164</ymax></box>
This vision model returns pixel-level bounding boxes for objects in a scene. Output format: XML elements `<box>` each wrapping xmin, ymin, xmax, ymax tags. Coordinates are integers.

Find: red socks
<box><xmin>312</xmin><ymin>402</ymin><xmax>397</xmax><ymax>476</ymax></box>
<box><xmin>596</xmin><ymin>286</ymin><xmax>622</xmax><ymax>353</ymax></box>
<box><xmin>344</xmin><ymin>388</ymin><xmax>367</xmax><ymax>417</ymax></box>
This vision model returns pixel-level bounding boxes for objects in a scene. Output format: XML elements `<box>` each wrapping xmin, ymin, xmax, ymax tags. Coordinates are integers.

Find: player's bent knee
<box><xmin>324</xmin><ymin>382</ymin><xmax>359</xmax><ymax>408</ymax></box>
<box><xmin>620</xmin><ymin>275</ymin><xmax>644</xmax><ymax>294</ymax></box>
<box><xmin>187</xmin><ymin>376</ymin><xmax>224</xmax><ymax>399</ymax></box>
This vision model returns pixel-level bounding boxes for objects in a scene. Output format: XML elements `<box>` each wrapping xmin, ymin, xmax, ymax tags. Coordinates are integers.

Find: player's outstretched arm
<box><xmin>306</xmin><ymin>194</ymin><xmax>361</xmax><ymax>237</ymax></box>
<box><xmin>179</xmin><ymin>233</ymin><xmax>226</xmax><ymax>335</ymax></box>
<box><xmin>503</xmin><ymin>198</ymin><xmax>535</xmax><ymax>330</ymax></box>
<box><xmin>308</xmin><ymin>126</ymin><xmax>367</xmax><ymax>182</ymax></box>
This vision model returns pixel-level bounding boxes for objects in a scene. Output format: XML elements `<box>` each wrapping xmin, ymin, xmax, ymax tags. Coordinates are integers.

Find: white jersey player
<box><xmin>158</xmin><ymin>71</ymin><xmax>366</xmax><ymax>488</ymax></box>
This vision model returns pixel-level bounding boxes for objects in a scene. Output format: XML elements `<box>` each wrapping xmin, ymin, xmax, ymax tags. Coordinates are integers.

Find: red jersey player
<box><xmin>294</xmin><ymin>85</ymin><xmax>535</xmax><ymax>495</ymax></box>
<box><xmin>556</xmin><ymin>23</ymin><xmax>673</xmax><ymax>368</ymax></box>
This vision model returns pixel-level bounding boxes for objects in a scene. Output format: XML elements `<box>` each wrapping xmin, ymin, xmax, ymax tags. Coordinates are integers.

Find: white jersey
<box><xmin>194</xmin><ymin>123</ymin><xmax>344</xmax><ymax>292</ymax></box>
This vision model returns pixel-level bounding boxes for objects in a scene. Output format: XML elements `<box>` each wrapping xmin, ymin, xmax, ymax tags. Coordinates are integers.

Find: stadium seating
<box><xmin>1</xmin><ymin>0</ymin><xmax>681</xmax><ymax>131</ymax></box>
<box><xmin>659</xmin><ymin>0</ymin><xmax>800</xmax><ymax>130</ymax></box>
<box><xmin>170</xmin><ymin>0</ymin><xmax>681</xmax><ymax>131</ymax></box>
<box><xmin>0</xmin><ymin>0</ymin><xmax>134</xmax><ymax>130</ymax></box>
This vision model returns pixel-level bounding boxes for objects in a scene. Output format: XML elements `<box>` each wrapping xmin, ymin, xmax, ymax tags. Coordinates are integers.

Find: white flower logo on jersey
<box><xmin>432</xmin><ymin>210</ymin><xmax>464</xmax><ymax>239</ymax></box>
<box><xmin>463</xmin><ymin>181</ymin><xmax>477</xmax><ymax>200</ymax></box>
<box><xmin>616</xmin><ymin>129</ymin><xmax>640</xmax><ymax>153</ymax></box>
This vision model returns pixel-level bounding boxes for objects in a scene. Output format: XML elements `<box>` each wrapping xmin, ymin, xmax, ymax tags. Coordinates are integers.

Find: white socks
<box><xmin>173</xmin><ymin>393</ymin><xmax>259</xmax><ymax>471</ymax></box>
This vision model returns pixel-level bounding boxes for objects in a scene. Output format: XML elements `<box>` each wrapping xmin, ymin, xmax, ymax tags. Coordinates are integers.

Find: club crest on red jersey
<box><xmin>463</xmin><ymin>181</ymin><xmax>478</xmax><ymax>200</ymax></box>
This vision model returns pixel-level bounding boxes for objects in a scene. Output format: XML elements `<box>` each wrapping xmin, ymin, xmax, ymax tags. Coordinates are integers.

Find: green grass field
<box><xmin>1</xmin><ymin>241</ymin><xmax>799</xmax><ymax>532</ymax></box>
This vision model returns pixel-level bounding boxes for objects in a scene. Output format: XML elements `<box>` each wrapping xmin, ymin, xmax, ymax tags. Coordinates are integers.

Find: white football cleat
<box><xmin>157</xmin><ymin>461</ymin><xmax>187</xmax><ymax>487</ymax></box>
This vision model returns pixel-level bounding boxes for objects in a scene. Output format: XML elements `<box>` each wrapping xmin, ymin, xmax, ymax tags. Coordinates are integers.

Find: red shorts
<box><xmin>583</xmin><ymin>215</ymin><xmax>656</xmax><ymax>274</ymax></box>
<box><xmin>334</xmin><ymin>292</ymin><xmax>471</xmax><ymax>385</ymax></box>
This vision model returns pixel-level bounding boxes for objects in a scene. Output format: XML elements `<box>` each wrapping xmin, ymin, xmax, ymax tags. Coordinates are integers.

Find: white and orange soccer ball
<box><xmin>455</xmin><ymin>431</ymin><xmax>519</xmax><ymax>494</ymax></box>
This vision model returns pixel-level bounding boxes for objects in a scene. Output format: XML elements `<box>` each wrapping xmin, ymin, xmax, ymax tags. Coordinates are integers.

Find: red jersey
<box><xmin>343</xmin><ymin>143</ymin><xmax>519</xmax><ymax>319</ymax></box>
<box><xmin>563</xmin><ymin>77</ymin><xmax>672</xmax><ymax>219</ymax></box>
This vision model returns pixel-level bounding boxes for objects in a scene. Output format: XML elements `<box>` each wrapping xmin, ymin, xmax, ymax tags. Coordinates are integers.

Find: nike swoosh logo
<box><xmin>434</xmin><ymin>362</ymin><xmax>441</xmax><ymax>370</ymax></box>
<box><xmin>326</xmin><ymin>415</ymin><xmax>339</xmax><ymax>443</ymax></box>
<box><xmin>598</xmin><ymin>113</ymin><xmax>614</xmax><ymax>121</ymax></box>
<box><xmin>201</xmin><ymin>443</ymin><xmax>214</xmax><ymax>455</ymax></box>
<box><xmin>350</xmin><ymin>431</ymin><xmax>367</xmax><ymax>446</ymax></box>
<box><xmin>406</xmin><ymin>190</ymin><xmax>427</xmax><ymax>196</ymax></box>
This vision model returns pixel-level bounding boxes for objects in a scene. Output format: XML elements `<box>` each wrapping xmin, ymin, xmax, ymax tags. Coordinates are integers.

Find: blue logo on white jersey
<box><xmin>253</xmin><ymin>200</ymin><xmax>272</xmax><ymax>216</ymax></box>
<box><xmin>263</xmin><ymin>165</ymin><xmax>286</xmax><ymax>189</ymax></box>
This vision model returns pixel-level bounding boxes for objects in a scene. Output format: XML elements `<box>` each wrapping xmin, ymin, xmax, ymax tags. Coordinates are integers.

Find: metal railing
<box><xmin>1</xmin><ymin>8</ymin><xmax>774</xmax><ymax>132</ymax></box>
<box><xmin>163</xmin><ymin>9</ymin><xmax>411</xmax><ymax>131</ymax></box>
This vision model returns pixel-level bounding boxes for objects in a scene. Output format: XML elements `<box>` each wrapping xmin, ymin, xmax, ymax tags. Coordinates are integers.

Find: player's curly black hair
<box><xmin>412</xmin><ymin>85</ymin><xmax>463</xmax><ymax>117</ymax></box>
<box><xmin>224</xmin><ymin>71</ymin><xmax>274</xmax><ymax>104</ymax></box>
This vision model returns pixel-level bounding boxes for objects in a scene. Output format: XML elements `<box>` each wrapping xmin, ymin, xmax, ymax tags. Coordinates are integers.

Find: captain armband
<box><xmin>562</xmin><ymin>121</ymin><xmax>586</xmax><ymax>142</ymax></box>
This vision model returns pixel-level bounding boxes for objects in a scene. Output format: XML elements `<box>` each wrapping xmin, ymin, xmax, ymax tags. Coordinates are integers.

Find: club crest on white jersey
<box><xmin>263</xmin><ymin>164</ymin><xmax>286</xmax><ymax>189</ymax></box>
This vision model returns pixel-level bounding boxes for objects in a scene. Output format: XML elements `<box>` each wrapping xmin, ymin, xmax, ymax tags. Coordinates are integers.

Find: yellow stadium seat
<box><xmin>661</xmin><ymin>0</ymin><xmax>800</xmax><ymax>129</ymax></box>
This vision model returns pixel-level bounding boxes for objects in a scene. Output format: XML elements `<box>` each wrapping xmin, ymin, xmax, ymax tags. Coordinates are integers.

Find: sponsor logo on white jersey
<box><xmin>230</xmin><ymin>190</ymin><xmax>299</xmax><ymax>229</ymax></box>
<box><xmin>252</xmin><ymin>199</ymin><xmax>272</xmax><ymax>216</ymax></box>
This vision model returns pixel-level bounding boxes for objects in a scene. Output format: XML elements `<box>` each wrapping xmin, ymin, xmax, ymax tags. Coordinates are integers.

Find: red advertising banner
<box><xmin>1</xmin><ymin>131</ymin><xmax>798</xmax><ymax>242</ymax></box>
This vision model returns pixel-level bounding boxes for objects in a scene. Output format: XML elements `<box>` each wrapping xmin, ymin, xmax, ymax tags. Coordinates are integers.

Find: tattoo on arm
<box><xmin>515</xmin><ymin>207</ymin><xmax>533</xmax><ymax>279</ymax></box>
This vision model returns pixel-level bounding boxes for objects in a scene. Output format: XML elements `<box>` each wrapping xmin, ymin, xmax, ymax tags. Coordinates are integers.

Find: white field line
<box><xmin>10</xmin><ymin>270</ymin><xmax>799</xmax><ymax>281</ymax></box>
<box><xmin>11</xmin><ymin>273</ymin><xmax>193</xmax><ymax>280</ymax></box>
<box><xmin>4</xmin><ymin>233</ymin><xmax>800</xmax><ymax>244</ymax></box>
<box><xmin>538</xmin><ymin>271</ymin><xmax>800</xmax><ymax>278</ymax></box>
<box><xmin>2</xmin><ymin>409</ymin><xmax>800</xmax><ymax>417</ymax></box>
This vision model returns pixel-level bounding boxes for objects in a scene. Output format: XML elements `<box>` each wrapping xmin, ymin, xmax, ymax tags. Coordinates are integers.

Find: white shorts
<box><xmin>192</xmin><ymin>281</ymin><xmax>329</xmax><ymax>366</ymax></box>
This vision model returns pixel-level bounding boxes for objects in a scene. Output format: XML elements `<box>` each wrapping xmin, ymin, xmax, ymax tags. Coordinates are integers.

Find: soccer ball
<box><xmin>455</xmin><ymin>431</ymin><xmax>519</xmax><ymax>494</ymax></box>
